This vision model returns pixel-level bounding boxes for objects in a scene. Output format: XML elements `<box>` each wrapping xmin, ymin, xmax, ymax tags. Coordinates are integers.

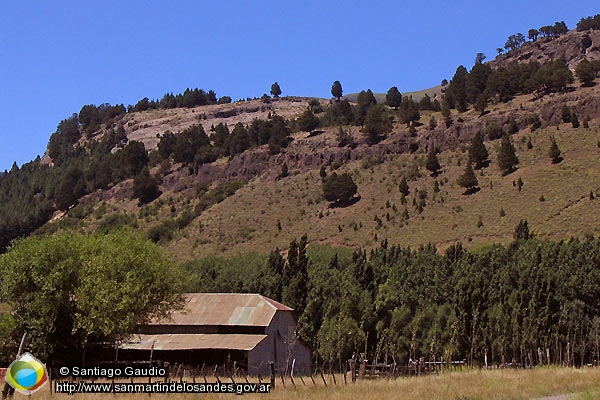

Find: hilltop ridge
<box><xmin>2</xmin><ymin>17</ymin><xmax>600</xmax><ymax>257</ymax></box>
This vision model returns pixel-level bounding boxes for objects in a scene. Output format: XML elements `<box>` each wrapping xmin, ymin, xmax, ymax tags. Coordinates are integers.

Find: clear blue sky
<box><xmin>1</xmin><ymin>1</ymin><xmax>598</xmax><ymax>171</ymax></box>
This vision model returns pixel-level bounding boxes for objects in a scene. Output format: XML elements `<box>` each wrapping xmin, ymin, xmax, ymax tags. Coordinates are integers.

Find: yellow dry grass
<box><xmin>168</xmin><ymin>117</ymin><xmax>600</xmax><ymax>258</ymax></box>
<box><xmin>21</xmin><ymin>367</ymin><xmax>600</xmax><ymax>399</ymax></box>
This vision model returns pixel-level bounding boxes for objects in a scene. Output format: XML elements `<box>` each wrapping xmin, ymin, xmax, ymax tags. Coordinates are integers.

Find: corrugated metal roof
<box><xmin>154</xmin><ymin>293</ymin><xmax>292</xmax><ymax>327</ymax></box>
<box><xmin>121</xmin><ymin>334</ymin><xmax>268</xmax><ymax>351</ymax></box>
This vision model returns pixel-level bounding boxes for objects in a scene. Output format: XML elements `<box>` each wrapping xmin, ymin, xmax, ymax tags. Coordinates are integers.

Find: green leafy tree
<box><xmin>548</xmin><ymin>136</ymin><xmax>561</xmax><ymax>163</ymax></box>
<box><xmin>0</xmin><ymin>231</ymin><xmax>182</xmax><ymax>362</ymax></box>
<box><xmin>323</xmin><ymin>172</ymin><xmax>358</xmax><ymax>203</ymax></box>
<box><xmin>270</xmin><ymin>82</ymin><xmax>282</xmax><ymax>98</ymax></box>
<box><xmin>282</xmin><ymin>235</ymin><xmax>309</xmax><ymax>315</ymax></box>
<box><xmin>331</xmin><ymin>80</ymin><xmax>343</xmax><ymax>101</ymax></box>
<box><xmin>386</xmin><ymin>86</ymin><xmax>402</xmax><ymax>109</ymax></box>
<box><xmin>469</xmin><ymin>131</ymin><xmax>489</xmax><ymax>169</ymax></box>
<box><xmin>263</xmin><ymin>249</ymin><xmax>284</xmax><ymax>301</ymax></box>
<box><xmin>497</xmin><ymin>135</ymin><xmax>519</xmax><ymax>174</ymax></box>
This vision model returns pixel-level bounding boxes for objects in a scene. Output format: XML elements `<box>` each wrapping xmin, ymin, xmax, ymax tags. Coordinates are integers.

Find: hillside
<box><xmin>5</xmin><ymin>13</ymin><xmax>600</xmax><ymax>374</ymax></box>
<box><xmin>39</xmin><ymin>82</ymin><xmax>600</xmax><ymax>261</ymax></box>
<box><xmin>2</xmin><ymin>21</ymin><xmax>600</xmax><ymax>259</ymax></box>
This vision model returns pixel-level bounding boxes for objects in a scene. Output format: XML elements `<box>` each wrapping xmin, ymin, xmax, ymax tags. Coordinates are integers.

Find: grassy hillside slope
<box><xmin>166</xmin><ymin>116</ymin><xmax>599</xmax><ymax>259</ymax></box>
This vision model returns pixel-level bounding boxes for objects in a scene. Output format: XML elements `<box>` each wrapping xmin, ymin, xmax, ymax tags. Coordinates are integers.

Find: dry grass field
<box><xmin>19</xmin><ymin>367</ymin><xmax>600</xmax><ymax>399</ymax></box>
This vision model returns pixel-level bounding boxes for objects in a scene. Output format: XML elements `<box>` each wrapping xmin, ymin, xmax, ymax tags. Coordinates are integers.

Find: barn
<box><xmin>119</xmin><ymin>293</ymin><xmax>311</xmax><ymax>376</ymax></box>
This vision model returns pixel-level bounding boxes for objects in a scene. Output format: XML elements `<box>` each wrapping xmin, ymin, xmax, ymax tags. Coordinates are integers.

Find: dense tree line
<box><xmin>443</xmin><ymin>58</ymin><xmax>574</xmax><ymax>115</ymax></box>
<box><xmin>0</xmin><ymin>115</ymin><xmax>159</xmax><ymax>252</ymax></box>
<box><xmin>156</xmin><ymin>114</ymin><xmax>292</xmax><ymax>167</ymax></box>
<box><xmin>576</xmin><ymin>14</ymin><xmax>600</xmax><ymax>31</ymax></box>
<box><xmin>79</xmin><ymin>103</ymin><xmax>126</xmax><ymax>135</ymax></box>
<box><xmin>183</xmin><ymin>230</ymin><xmax>600</xmax><ymax>369</ymax></box>
<box><xmin>133</xmin><ymin>88</ymin><xmax>220</xmax><ymax>112</ymax></box>
<box><xmin>506</xmin><ymin>21</ymin><xmax>568</xmax><ymax>52</ymax></box>
<box><xmin>320</xmin><ymin>85</ymin><xmax>428</xmax><ymax>145</ymax></box>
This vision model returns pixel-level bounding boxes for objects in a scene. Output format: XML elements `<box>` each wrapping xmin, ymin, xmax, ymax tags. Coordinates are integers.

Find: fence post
<box><xmin>320</xmin><ymin>370</ymin><xmax>327</xmax><ymax>386</ymax></box>
<box><xmin>350</xmin><ymin>359</ymin><xmax>357</xmax><ymax>383</ymax></box>
<box><xmin>269</xmin><ymin>362</ymin><xmax>275</xmax><ymax>388</ymax></box>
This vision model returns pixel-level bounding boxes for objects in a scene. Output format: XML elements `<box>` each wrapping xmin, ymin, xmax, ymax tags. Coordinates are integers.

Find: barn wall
<box><xmin>248</xmin><ymin>310</ymin><xmax>311</xmax><ymax>376</ymax></box>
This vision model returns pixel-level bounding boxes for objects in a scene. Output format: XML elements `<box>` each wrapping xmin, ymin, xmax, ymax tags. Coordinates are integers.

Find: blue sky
<box><xmin>0</xmin><ymin>1</ymin><xmax>598</xmax><ymax>171</ymax></box>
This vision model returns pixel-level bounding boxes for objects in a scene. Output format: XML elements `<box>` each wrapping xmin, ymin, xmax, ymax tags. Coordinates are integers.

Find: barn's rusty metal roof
<box><xmin>120</xmin><ymin>334</ymin><xmax>268</xmax><ymax>351</ymax></box>
<box><xmin>154</xmin><ymin>293</ymin><xmax>292</xmax><ymax>327</ymax></box>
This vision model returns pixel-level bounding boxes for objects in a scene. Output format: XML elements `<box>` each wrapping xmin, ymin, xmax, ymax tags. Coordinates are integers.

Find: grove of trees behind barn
<box><xmin>182</xmin><ymin>227</ymin><xmax>600</xmax><ymax>369</ymax></box>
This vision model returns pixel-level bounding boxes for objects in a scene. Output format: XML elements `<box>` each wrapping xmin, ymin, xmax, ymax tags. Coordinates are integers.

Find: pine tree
<box><xmin>457</xmin><ymin>162</ymin><xmax>479</xmax><ymax>194</ymax></box>
<box><xmin>355</xmin><ymin>89</ymin><xmax>377</xmax><ymax>126</ymax></box>
<box><xmin>429</xmin><ymin>116</ymin><xmax>437</xmax><ymax>130</ymax></box>
<box><xmin>319</xmin><ymin>165</ymin><xmax>327</xmax><ymax>182</ymax></box>
<box><xmin>385</xmin><ymin>86</ymin><xmax>402</xmax><ymax>109</ymax></box>
<box><xmin>513</xmin><ymin>219</ymin><xmax>530</xmax><ymax>240</ymax></box>
<box><xmin>575</xmin><ymin>59</ymin><xmax>596</xmax><ymax>86</ymax></box>
<box><xmin>398</xmin><ymin>97</ymin><xmax>420</xmax><ymax>127</ymax></box>
<box><xmin>426</xmin><ymin>145</ymin><xmax>441</xmax><ymax>176</ymax></box>
<box><xmin>548</xmin><ymin>136</ymin><xmax>561</xmax><ymax>163</ymax></box>
<box><xmin>469</xmin><ymin>131</ymin><xmax>489</xmax><ymax>169</ymax></box>
<box><xmin>270</xmin><ymin>82</ymin><xmax>282</xmax><ymax>98</ymax></box>
<box><xmin>298</xmin><ymin>109</ymin><xmax>319</xmax><ymax>134</ymax></box>
<box><xmin>571</xmin><ymin>111</ymin><xmax>580</xmax><ymax>128</ymax></box>
<box><xmin>497</xmin><ymin>135</ymin><xmax>519</xmax><ymax>174</ymax></box>
<box><xmin>322</xmin><ymin>172</ymin><xmax>357</xmax><ymax>203</ymax></box>
<box><xmin>132</xmin><ymin>166</ymin><xmax>161</xmax><ymax>205</ymax></box>
<box><xmin>280</xmin><ymin>162</ymin><xmax>289</xmax><ymax>178</ymax></box>
<box><xmin>331</xmin><ymin>80</ymin><xmax>343</xmax><ymax>101</ymax></box>
<box><xmin>363</xmin><ymin>105</ymin><xmax>392</xmax><ymax>145</ymax></box>
<box><xmin>474</xmin><ymin>94</ymin><xmax>487</xmax><ymax>116</ymax></box>
<box><xmin>399</xmin><ymin>176</ymin><xmax>409</xmax><ymax>196</ymax></box>
<box><xmin>561</xmin><ymin>104</ymin><xmax>571</xmax><ymax>123</ymax></box>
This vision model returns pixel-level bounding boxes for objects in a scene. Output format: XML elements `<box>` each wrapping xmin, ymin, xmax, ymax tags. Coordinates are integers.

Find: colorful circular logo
<box><xmin>5</xmin><ymin>352</ymin><xmax>48</xmax><ymax>395</ymax></box>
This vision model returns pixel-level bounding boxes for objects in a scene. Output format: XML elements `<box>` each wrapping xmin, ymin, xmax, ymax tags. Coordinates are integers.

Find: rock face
<box><xmin>76</xmin><ymin>28</ymin><xmax>600</xmax><ymax>206</ymax></box>
<box><xmin>490</xmin><ymin>29</ymin><xmax>600</xmax><ymax>71</ymax></box>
